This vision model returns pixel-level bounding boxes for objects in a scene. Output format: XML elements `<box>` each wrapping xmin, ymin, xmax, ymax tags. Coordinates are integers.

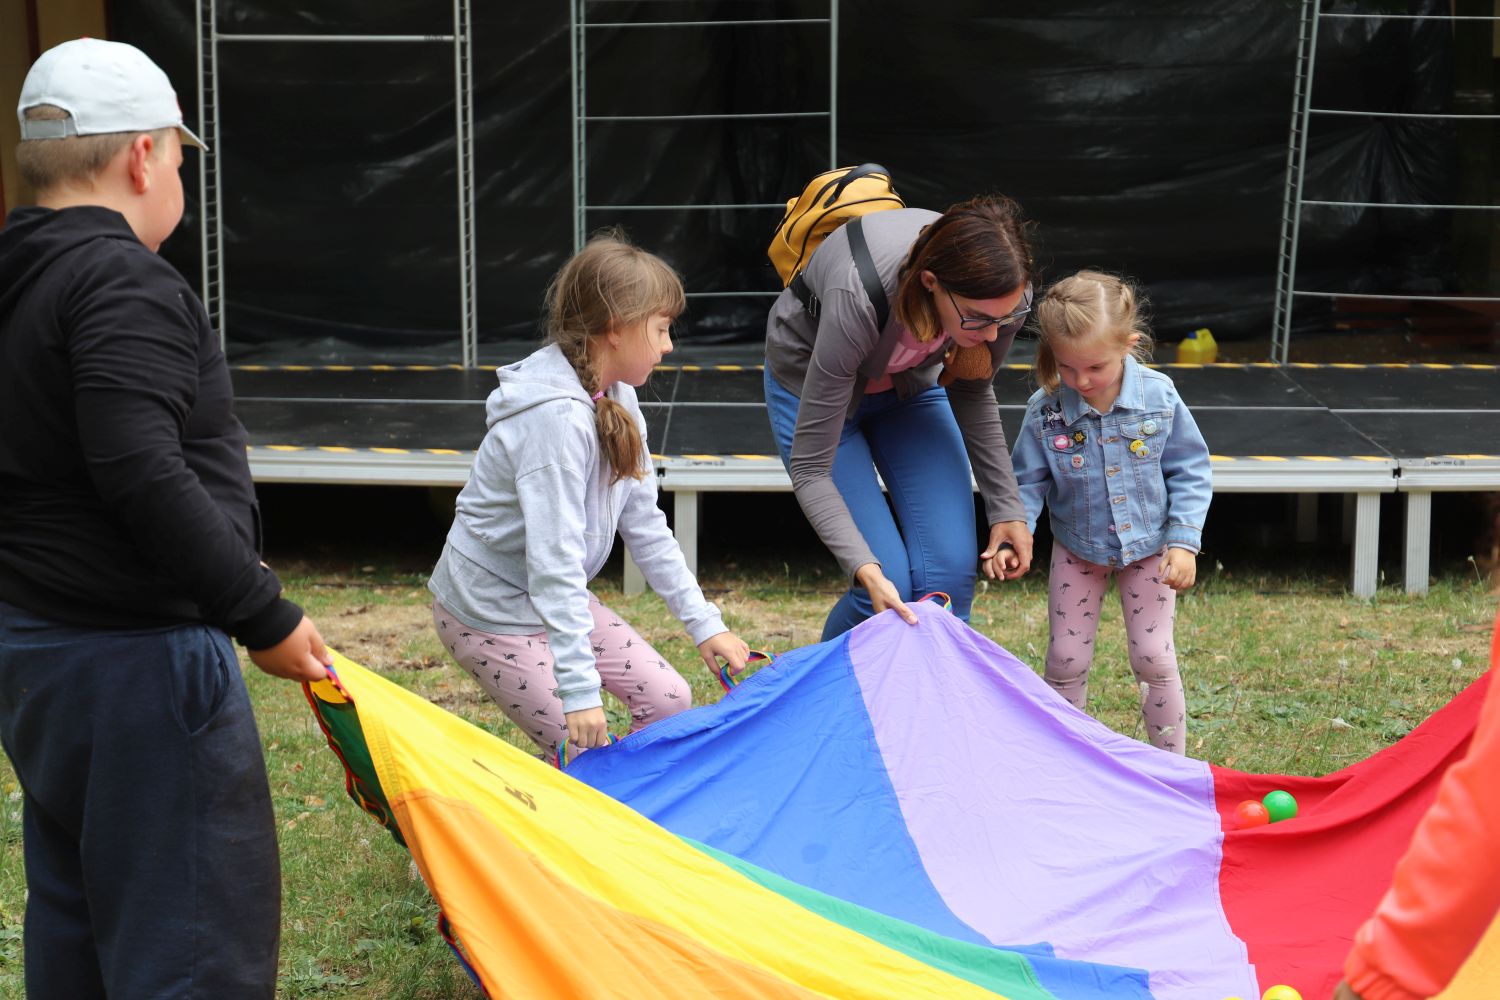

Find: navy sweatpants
<box><xmin>0</xmin><ymin>600</ymin><xmax>280</xmax><ymax>999</ymax></box>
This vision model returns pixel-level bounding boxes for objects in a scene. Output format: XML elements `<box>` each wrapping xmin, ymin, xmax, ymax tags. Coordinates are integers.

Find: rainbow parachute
<box><xmin>306</xmin><ymin>601</ymin><xmax>1495</xmax><ymax>998</ymax></box>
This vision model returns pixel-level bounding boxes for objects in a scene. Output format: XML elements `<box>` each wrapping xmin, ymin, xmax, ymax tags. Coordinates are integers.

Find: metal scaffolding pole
<box><xmin>197</xmin><ymin>0</ymin><xmax>225</xmax><ymax>349</ymax></box>
<box><xmin>454</xmin><ymin>0</ymin><xmax>477</xmax><ymax>367</ymax></box>
<box><xmin>571</xmin><ymin>0</ymin><xmax>586</xmax><ymax>252</ymax></box>
<box><xmin>829</xmin><ymin>0</ymin><xmax>838</xmax><ymax>169</ymax></box>
<box><xmin>1271</xmin><ymin>0</ymin><xmax>1320</xmax><ymax>364</ymax></box>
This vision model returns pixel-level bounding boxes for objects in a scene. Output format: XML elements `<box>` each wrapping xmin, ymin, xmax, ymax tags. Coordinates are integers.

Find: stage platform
<box><xmin>234</xmin><ymin>361</ymin><xmax>1500</xmax><ymax>597</ymax></box>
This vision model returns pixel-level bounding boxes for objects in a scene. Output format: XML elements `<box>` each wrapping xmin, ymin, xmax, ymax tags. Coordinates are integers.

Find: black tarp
<box><xmin>108</xmin><ymin>0</ymin><xmax>1465</xmax><ymax>364</ymax></box>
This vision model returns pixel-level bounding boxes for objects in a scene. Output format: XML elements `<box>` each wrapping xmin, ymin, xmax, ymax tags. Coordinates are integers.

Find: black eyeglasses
<box><xmin>944</xmin><ymin>287</ymin><xmax>1031</xmax><ymax>331</ymax></box>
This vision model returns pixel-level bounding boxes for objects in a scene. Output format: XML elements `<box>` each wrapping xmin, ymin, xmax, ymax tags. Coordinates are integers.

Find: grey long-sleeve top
<box><xmin>764</xmin><ymin>208</ymin><xmax>1027</xmax><ymax>581</ymax></box>
<box><xmin>429</xmin><ymin>344</ymin><xmax>727</xmax><ymax>713</ymax></box>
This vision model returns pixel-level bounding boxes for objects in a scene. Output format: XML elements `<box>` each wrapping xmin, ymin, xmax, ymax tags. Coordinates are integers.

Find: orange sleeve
<box><xmin>1344</xmin><ymin>616</ymin><xmax>1500</xmax><ymax>1000</ymax></box>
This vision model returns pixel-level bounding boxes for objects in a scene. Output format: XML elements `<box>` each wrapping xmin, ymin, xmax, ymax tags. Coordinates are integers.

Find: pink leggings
<box><xmin>1045</xmin><ymin>544</ymin><xmax>1187</xmax><ymax>754</ymax></box>
<box><xmin>432</xmin><ymin>596</ymin><xmax>691</xmax><ymax>755</ymax></box>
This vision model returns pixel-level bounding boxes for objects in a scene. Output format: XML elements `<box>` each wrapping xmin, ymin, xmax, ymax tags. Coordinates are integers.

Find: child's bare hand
<box><xmin>1157</xmin><ymin>547</ymin><xmax>1197</xmax><ymax>591</ymax></box>
<box><xmin>699</xmin><ymin>631</ymin><xmax>750</xmax><ymax>675</ymax></box>
<box><xmin>565</xmin><ymin>706</ymin><xmax>611</xmax><ymax>749</ymax></box>
<box><xmin>247</xmin><ymin>616</ymin><xmax>331</xmax><ymax>682</ymax></box>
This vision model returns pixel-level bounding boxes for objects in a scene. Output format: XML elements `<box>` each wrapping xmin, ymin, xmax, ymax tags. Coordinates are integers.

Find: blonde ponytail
<box><xmin>1033</xmin><ymin>271</ymin><xmax>1153</xmax><ymax>394</ymax></box>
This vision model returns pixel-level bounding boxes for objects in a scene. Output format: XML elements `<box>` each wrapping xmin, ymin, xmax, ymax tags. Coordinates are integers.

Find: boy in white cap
<box><xmin>0</xmin><ymin>38</ymin><xmax>328</xmax><ymax>998</ymax></box>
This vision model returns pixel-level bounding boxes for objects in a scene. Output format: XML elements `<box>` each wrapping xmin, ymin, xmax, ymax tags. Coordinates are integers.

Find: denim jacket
<box><xmin>1012</xmin><ymin>356</ymin><xmax>1212</xmax><ymax>568</ymax></box>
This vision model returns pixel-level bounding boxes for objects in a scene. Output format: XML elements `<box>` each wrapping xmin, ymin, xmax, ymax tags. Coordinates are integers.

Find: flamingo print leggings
<box><xmin>432</xmin><ymin>595</ymin><xmax>691</xmax><ymax>756</ymax></box>
<box><xmin>1045</xmin><ymin>544</ymin><xmax>1187</xmax><ymax>754</ymax></box>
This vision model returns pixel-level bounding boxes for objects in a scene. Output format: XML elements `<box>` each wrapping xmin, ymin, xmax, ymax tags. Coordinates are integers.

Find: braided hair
<box><xmin>543</xmin><ymin>230</ymin><xmax>686</xmax><ymax>482</ymax></box>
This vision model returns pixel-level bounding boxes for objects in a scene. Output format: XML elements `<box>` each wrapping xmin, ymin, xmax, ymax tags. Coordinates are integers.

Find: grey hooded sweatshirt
<box><xmin>428</xmin><ymin>343</ymin><xmax>726</xmax><ymax>714</ymax></box>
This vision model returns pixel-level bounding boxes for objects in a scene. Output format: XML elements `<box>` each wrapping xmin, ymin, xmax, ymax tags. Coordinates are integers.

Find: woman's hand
<box><xmin>1332</xmin><ymin>980</ymin><xmax>1362</xmax><ymax>1000</ymax></box>
<box><xmin>699</xmin><ymin>631</ymin><xmax>751</xmax><ymax>675</ymax></box>
<box><xmin>1157</xmin><ymin>547</ymin><xmax>1197</xmax><ymax>591</ymax></box>
<box><xmin>565</xmin><ymin>706</ymin><xmax>611</xmax><ymax>749</ymax></box>
<box><xmin>980</xmin><ymin>521</ymin><xmax>1033</xmax><ymax>581</ymax></box>
<box><xmin>855</xmin><ymin>564</ymin><xmax>918</xmax><ymax>625</ymax></box>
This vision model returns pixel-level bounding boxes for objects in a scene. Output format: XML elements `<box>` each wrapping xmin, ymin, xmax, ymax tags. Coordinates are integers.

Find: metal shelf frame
<box><xmin>1272</xmin><ymin>2</ymin><xmax>1500</xmax><ymax>364</ymax></box>
<box><xmin>195</xmin><ymin>1</ymin><xmax>479</xmax><ymax>366</ymax></box>
<box><xmin>570</xmin><ymin>0</ymin><xmax>839</xmax><ymax>304</ymax></box>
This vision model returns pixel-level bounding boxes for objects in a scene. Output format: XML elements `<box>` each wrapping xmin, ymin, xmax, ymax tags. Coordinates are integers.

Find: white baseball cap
<box><xmin>18</xmin><ymin>37</ymin><xmax>205</xmax><ymax>150</ymax></box>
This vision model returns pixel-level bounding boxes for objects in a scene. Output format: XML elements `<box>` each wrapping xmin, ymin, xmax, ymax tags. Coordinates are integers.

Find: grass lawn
<box><xmin>0</xmin><ymin>551</ymin><xmax>1494</xmax><ymax>997</ymax></box>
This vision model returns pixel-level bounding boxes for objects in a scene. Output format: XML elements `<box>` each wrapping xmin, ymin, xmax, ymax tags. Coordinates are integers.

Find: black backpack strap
<box><xmin>790</xmin><ymin>216</ymin><xmax>888</xmax><ymax>332</ymax></box>
<box><xmin>790</xmin><ymin>272</ymin><xmax>819</xmax><ymax>320</ymax></box>
<box><xmin>846</xmin><ymin>216</ymin><xmax>890</xmax><ymax>333</ymax></box>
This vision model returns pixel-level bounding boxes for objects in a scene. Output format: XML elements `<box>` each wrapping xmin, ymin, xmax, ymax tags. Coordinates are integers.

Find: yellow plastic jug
<box><xmin>1176</xmin><ymin>328</ymin><xmax>1217</xmax><ymax>364</ymax></box>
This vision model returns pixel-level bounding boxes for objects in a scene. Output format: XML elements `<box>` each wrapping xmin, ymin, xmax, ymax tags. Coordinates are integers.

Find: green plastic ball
<box><xmin>1262</xmin><ymin>986</ymin><xmax>1303</xmax><ymax>1000</ymax></box>
<box><xmin>1261</xmin><ymin>789</ymin><xmax>1298</xmax><ymax>823</ymax></box>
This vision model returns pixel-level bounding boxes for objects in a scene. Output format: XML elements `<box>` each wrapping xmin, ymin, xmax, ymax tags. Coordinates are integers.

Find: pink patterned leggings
<box><xmin>432</xmin><ymin>596</ymin><xmax>692</xmax><ymax>756</ymax></box>
<box><xmin>1045</xmin><ymin>544</ymin><xmax>1187</xmax><ymax>754</ymax></box>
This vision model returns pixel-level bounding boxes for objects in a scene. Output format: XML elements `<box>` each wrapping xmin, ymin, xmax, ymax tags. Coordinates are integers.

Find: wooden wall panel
<box><xmin>1</xmin><ymin>0</ymin><xmax>107</xmax><ymax>214</ymax></box>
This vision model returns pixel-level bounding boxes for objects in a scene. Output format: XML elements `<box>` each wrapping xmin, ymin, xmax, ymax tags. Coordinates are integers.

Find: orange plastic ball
<box><xmin>1233</xmin><ymin>799</ymin><xmax>1271</xmax><ymax>829</ymax></box>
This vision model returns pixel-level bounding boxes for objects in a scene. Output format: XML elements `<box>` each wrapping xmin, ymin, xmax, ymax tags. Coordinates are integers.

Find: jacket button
<box><xmin>1122</xmin><ymin>523</ymin><xmax>1131</xmax><ymax>531</ymax></box>
<box><xmin>1112</xmin><ymin>495</ymin><xmax>1125</xmax><ymax>505</ymax></box>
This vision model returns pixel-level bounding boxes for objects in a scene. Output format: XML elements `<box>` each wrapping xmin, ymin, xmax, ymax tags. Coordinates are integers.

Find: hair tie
<box><xmin>591</xmin><ymin>389</ymin><xmax>605</xmax><ymax>401</ymax></box>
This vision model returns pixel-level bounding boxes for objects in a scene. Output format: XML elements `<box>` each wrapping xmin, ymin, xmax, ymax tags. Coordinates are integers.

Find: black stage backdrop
<box><xmin>111</xmin><ymin>1</ymin><xmax>1460</xmax><ymax>364</ymax></box>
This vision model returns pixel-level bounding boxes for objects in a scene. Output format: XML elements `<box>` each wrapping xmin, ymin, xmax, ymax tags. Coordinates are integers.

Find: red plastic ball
<box><xmin>1233</xmin><ymin>799</ymin><xmax>1271</xmax><ymax>829</ymax></box>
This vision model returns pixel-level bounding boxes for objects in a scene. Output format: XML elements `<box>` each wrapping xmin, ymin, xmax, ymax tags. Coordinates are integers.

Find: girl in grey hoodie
<box><xmin>428</xmin><ymin>235</ymin><xmax>748</xmax><ymax>757</ymax></box>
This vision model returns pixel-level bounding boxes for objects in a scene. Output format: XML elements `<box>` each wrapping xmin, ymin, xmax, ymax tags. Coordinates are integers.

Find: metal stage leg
<box><xmin>1295</xmin><ymin>493</ymin><xmax>1318</xmax><ymax>544</ymax></box>
<box><xmin>1351</xmin><ymin>492</ymin><xmax>1380</xmax><ymax>598</ymax></box>
<box><xmin>1403</xmin><ymin>491</ymin><xmax>1432</xmax><ymax>596</ymax></box>
<box><xmin>675</xmin><ymin>490</ymin><xmax>701</xmax><ymax>577</ymax></box>
<box><xmin>624</xmin><ymin>550</ymin><xmax>645</xmax><ymax>597</ymax></box>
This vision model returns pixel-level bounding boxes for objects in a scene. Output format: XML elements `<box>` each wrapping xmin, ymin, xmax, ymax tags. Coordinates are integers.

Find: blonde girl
<box><xmin>1008</xmin><ymin>271</ymin><xmax>1212</xmax><ymax>754</ymax></box>
<box><xmin>428</xmin><ymin>233</ymin><xmax>748</xmax><ymax>755</ymax></box>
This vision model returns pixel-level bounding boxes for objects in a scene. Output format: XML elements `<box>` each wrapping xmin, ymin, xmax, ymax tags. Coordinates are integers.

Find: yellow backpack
<box><xmin>767</xmin><ymin>164</ymin><xmax>905</xmax><ymax>287</ymax></box>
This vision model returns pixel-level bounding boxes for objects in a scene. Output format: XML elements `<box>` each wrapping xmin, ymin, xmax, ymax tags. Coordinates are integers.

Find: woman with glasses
<box><xmin>764</xmin><ymin>196</ymin><xmax>1036</xmax><ymax>639</ymax></box>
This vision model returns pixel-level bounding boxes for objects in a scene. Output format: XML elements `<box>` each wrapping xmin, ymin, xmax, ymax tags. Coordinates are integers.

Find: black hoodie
<box><xmin>0</xmin><ymin>205</ymin><xmax>300</xmax><ymax>648</ymax></box>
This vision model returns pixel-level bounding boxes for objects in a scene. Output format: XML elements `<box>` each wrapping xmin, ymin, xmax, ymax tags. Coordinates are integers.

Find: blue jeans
<box><xmin>0</xmin><ymin>601</ymin><xmax>280</xmax><ymax>999</ymax></box>
<box><xmin>764</xmin><ymin>367</ymin><xmax>979</xmax><ymax>639</ymax></box>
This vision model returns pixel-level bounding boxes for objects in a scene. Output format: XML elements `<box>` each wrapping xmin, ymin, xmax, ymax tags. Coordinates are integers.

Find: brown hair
<box><xmin>1033</xmin><ymin>270</ymin><xmax>1154</xmax><ymax>394</ymax></box>
<box><xmin>544</xmin><ymin>229</ymin><xmax>686</xmax><ymax>483</ymax></box>
<box><xmin>893</xmin><ymin>195</ymin><xmax>1035</xmax><ymax>342</ymax></box>
<box><xmin>16</xmin><ymin>105</ymin><xmax>171</xmax><ymax>193</ymax></box>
